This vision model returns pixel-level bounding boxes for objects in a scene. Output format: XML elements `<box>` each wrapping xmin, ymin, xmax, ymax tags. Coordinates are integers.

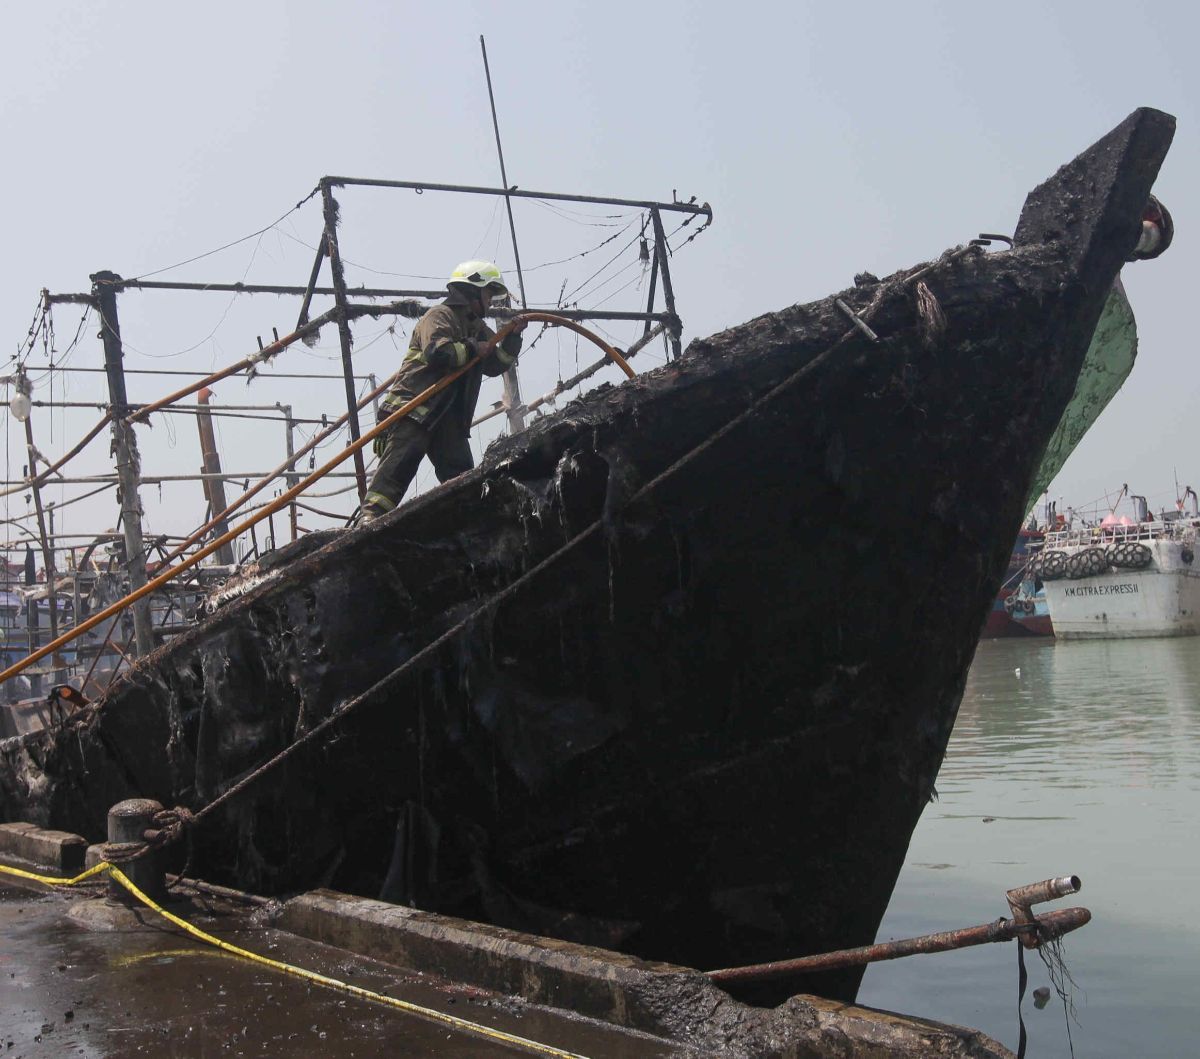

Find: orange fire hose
<box><xmin>508</xmin><ymin>312</ymin><xmax>635</xmax><ymax>379</ymax></box>
<box><xmin>0</xmin><ymin>314</ymin><xmax>633</xmax><ymax>687</ymax></box>
<box><xmin>157</xmin><ymin>369</ymin><xmax>402</xmax><ymax>567</ymax></box>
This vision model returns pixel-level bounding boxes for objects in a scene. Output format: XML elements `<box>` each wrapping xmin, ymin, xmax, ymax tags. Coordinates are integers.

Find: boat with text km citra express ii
<box><xmin>1037</xmin><ymin>497</ymin><xmax>1200</xmax><ymax>639</ymax></box>
<box><xmin>0</xmin><ymin>109</ymin><xmax>1175</xmax><ymax>1004</ymax></box>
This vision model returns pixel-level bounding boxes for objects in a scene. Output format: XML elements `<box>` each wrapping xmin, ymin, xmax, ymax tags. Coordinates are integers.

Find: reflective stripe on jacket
<box><xmin>380</xmin><ymin>296</ymin><xmax>521</xmax><ymax>436</ymax></box>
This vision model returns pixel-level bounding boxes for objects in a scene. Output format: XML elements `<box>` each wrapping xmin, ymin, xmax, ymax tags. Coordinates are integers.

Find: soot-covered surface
<box><xmin>1</xmin><ymin>109</ymin><xmax>1175</xmax><ymax>1004</ymax></box>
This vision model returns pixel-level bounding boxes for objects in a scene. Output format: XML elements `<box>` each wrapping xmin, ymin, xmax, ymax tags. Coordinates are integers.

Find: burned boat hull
<box><xmin>1</xmin><ymin>109</ymin><xmax>1175</xmax><ymax>1003</ymax></box>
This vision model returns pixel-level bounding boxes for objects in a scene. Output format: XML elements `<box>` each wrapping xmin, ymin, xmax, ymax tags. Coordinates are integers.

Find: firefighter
<box><xmin>355</xmin><ymin>261</ymin><xmax>526</xmax><ymax>522</ymax></box>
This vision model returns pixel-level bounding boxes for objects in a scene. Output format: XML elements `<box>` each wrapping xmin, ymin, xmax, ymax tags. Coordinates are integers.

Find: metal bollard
<box><xmin>107</xmin><ymin>798</ymin><xmax>166</xmax><ymax>904</ymax></box>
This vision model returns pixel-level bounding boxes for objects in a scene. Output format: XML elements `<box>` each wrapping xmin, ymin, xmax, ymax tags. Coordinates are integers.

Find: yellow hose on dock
<box><xmin>0</xmin><ymin>860</ymin><xmax>589</xmax><ymax>1059</ymax></box>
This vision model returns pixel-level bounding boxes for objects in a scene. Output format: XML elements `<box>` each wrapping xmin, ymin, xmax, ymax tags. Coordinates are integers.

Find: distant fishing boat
<box><xmin>982</xmin><ymin>528</ymin><xmax>1054</xmax><ymax>638</ymax></box>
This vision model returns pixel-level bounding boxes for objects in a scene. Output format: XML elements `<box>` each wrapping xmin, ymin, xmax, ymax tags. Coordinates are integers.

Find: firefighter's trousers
<box><xmin>362</xmin><ymin>415</ymin><xmax>472</xmax><ymax>514</ymax></box>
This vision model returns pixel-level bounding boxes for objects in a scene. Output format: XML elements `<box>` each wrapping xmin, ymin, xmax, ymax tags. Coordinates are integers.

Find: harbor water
<box><xmin>859</xmin><ymin>636</ymin><xmax>1200</xmax><ymax>1058</ymax></box>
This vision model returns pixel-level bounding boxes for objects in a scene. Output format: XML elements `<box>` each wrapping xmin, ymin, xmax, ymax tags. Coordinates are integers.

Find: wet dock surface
<box><xmin>0</xmin><ymin>882</ymin><xmax>678</xmax><ymax>1058</ymax></box>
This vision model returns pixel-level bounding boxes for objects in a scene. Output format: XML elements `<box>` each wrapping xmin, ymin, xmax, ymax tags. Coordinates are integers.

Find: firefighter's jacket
<box><xmin>381</xmin><ymin>294</ymin><xmax>522</xmax><ymax>437</ymax></box>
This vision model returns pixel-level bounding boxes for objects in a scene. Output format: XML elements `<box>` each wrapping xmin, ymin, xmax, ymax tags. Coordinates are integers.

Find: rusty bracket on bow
<box><xmin>1006</xmin><ymin>874</ymin><xmax>1081</xmax><ymax>949</ymax></box>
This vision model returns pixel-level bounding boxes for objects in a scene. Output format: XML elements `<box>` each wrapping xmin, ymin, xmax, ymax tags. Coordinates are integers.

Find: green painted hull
<box><xmin>1028</xmin><ymin>277</ymin><xmax>1137</xmax><ymax>506</ymax></box>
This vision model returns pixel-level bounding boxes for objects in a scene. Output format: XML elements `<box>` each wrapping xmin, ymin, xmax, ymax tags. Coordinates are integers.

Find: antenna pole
<box><xmin>480</xmin><ymin>35</ymin><xmax>526</xmax><ymax>434</ymax></box>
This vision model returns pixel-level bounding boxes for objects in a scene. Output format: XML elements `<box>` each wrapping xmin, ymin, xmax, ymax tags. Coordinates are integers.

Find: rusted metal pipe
<box><xmin>650</xmin><ymin>208</ymin><xmax>683</xmax><ymax>360</ymax></box>
<box><xmin>1007</xmin><ymin>875</ymin><xmax>1081</xmax><ymax>948</ymax></box>
<box><xmin>706</xmin><ymin>907</ymin><xmax>1091</xmax><ymax>985</ymax></box>
<box><xmin>294</xmin><ymin>240</ymin><xmax>326</xmax><ymax>333</ymax></box>
<box><xmin>324</xmin><ymin>174</ymin><xmax>713</xmax><ymax>219</ymax></box>
<box><xmin>195</xmin><ymin>388</ymin><xmax>234</xmax><ymax>565</ymax></box>
<box><xmin>320</xmin><ymin>182</ymin><xmax>368</xmax><ymax>500</ymax></box>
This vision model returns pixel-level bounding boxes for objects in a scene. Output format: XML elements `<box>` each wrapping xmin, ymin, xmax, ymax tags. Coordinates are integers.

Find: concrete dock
<box><xmin>0</xmin><ymin>823</ymin><xmax>1011</xmax><ymax>1058</ymax></box>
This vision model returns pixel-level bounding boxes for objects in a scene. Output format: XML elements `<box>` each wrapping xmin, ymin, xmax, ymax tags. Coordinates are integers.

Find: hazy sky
<box><xmin>0</xmin><ymin>0</ymin><xmax>1195</xmax><ymax>556</ymax></box>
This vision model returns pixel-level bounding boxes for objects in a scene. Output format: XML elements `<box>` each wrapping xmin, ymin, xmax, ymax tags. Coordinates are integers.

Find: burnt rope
<box><xmin>1017</xmin><ymin>943</ymin><xmax>1028</xmax><ymax>1059</ymax></box>
<box><xmin>100</xmin><ymin>806</ymin><xmax>196</xmax><ymax>864</ymax></box>
<box><xmin>153</xmin><ymin>243</ymin><xmax>983</xmax><ymax>842</ymax></box>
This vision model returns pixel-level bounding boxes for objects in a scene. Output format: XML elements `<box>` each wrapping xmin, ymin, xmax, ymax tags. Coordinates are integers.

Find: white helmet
<box><xmin>448</xmin><ymin>260</ymin><xmax>507</xmax><ymax>294</ymax></box>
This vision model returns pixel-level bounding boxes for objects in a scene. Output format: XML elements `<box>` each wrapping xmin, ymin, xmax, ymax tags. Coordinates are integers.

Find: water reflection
<box><xmin>858</xmin><ymin>638</ymin><xmax>1200</xmax><ymax>1059</ymax></box>
<box><xmin>948</xmin><ymin>637</ymin><xmax>1200</xmax><ymax>790</ymax></box>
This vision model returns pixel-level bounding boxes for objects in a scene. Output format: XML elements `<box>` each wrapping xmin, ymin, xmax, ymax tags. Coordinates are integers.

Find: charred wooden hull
<box><xmin>1</xmin><ymin>109</ymin><xmax>1174</xmax><ymax>1003</ymax></box>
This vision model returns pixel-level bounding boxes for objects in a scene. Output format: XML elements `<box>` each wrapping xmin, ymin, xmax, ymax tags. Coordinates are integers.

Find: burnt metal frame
<box><xmin>41</xmin><ymin>175</ymin><xmax>710</xmax><ymax>559</ymax></box>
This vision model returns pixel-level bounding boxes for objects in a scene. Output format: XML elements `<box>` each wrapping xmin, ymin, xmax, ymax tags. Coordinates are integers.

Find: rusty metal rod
<box><xmin>320</xmin><ymin>183</ymin><xmax>368</xmax><ymax>500</ymax></box>
<box><xmin>706</xmin><ymin>907</ymin><xmax>1091</xmax><ymax>985</ymax></box>
<box><xmin>650</xmin><ymin>208</ymin><xmax>682</xmax><ymax>360</ymax></box>
<box><xmin>295</xmin><ymin>240</ymin><xmax>327</xmax><ymax>332</ymax></box>
<box><xmin>324</xmin><ymin>175</ymin><xmax>713</xmax><ymax>218</ymax></box>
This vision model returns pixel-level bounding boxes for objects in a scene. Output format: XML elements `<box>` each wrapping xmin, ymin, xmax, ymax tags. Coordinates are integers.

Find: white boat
<box><xmin>1039</xmin><ymin>510</ymin><xmax>1200</xmax><ymax>639</ymax></box>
